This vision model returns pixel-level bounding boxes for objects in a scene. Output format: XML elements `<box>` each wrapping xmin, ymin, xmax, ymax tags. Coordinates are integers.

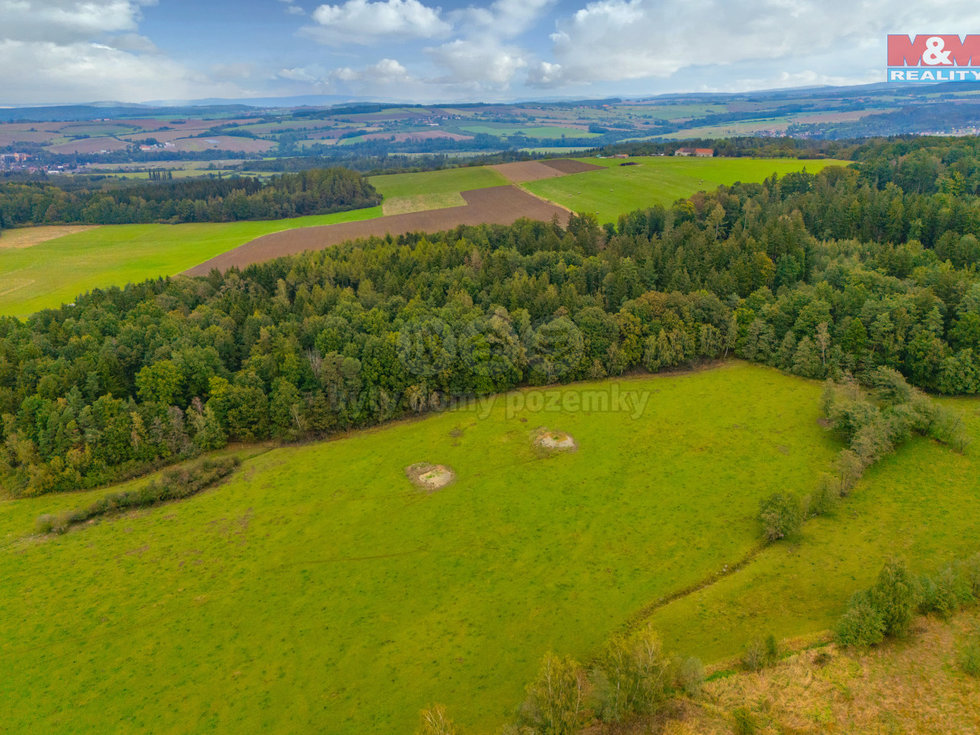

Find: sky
<box><xmin>3</xmin><ymin>0</ymin><xmax>980</xmax><ymax>105</ymax></box>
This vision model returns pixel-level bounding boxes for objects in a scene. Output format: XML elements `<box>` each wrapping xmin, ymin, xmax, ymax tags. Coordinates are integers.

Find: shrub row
<box><xmin>836</xmin><ymin>555</ymin><xmax>980</xmax><ymax>648</ymax></box>
<box><xmin>35</xmin><ymin>456</ymin><xmax>240</xmax><ymax>535</ymax></box>
<box><xmin>759</xmin><ymin>368</ymin><xmax>970</xmax><ymax>542</ymax></box>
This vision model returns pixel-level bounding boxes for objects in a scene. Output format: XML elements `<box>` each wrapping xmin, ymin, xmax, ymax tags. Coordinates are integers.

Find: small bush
<box><xmin>676</xmin><ymin>656</ymin><xmax>704</xmax><ymax>698</ymax></box>
<box><xmin>592</xmin><ymin>625</ymin><xmax>671</xmax><ymax>722</ymax></box>
<box><xmin>959</xmin><ymin>631</ymin><xmax>980</xmax><ymax>678</ymax></box>
<box><xmin>519</xmin><ymin>652</ymin><xmax>587</xmax><ymax>735</ymax></box>
<box><xmin>870</xmin><ymin>558</ymin><xmax>921</xmax><ymax>638</ymax></box>
<box><xmin>807</xmin><ymin>474</ymin><xmax>839</xmax><ymax>517</ymax></box>
<box><xmin>35</xmin><ymin>514</ymin><xmax>54</xmax><ymax>535</ymax></box>
<box><xmin>732</xmin><ymin>706</ymin><xmax>758</xmax><ymax>735</ymax></box>
<box><xmin>416</xmin><ymin>704</ymin><xmax>458</xmax><ymax>735</ymax></box>
<box><xmin>741</xmin><ymin>634</ymin><xmax>778</xmax><ymax>671</ymax></box>
<box><xmin>920</xmin><ymin>566</ymin><xmax>974</xmax><ymax>620</ymax></box>
<box><xmin>835</xmin><ymin>591</ymin><xmax>885</xmax><ymax>648</ymax></box>
<box><xmin>759</xmin><ymin>493</ymin><xmax>803</xmax><ymax>542</ymax></box>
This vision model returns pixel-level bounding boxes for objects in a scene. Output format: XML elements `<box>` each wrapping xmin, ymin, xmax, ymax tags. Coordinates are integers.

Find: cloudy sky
<box><xmin>2</xmin><ymin>0</ymin><xmax>980</xmax><ymax>105</ymax></box>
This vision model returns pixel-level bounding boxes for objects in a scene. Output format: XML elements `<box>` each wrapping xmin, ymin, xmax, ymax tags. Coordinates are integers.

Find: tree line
<box><xmin>0</xmin><ymin>167</ymin><xmax>379</xmax><ymax>229</ymax></box>
<box><xmin>2</xmin><ymin>138</ymin><xmax>980</xmax><ymax>494</ymax></box>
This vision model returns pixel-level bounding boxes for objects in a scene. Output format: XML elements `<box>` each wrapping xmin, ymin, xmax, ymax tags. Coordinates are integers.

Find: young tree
<box><xmin>519</xmin><ymin>652</ymin><xmax>587</xmax><ymax>735</ymax></box>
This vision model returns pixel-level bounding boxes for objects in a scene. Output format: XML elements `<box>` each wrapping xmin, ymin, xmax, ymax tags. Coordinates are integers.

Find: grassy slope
<box><xmin>646</xmin><ymin>397</ymin><xmax>980</xmax><ymax>663</ymax></box>
<box><xmin>0</xmin><ymin>363</ymin><xmax>839</xmax><ymax>735</ymax></box>
<box><xmin>0</xmin><ymin>206</ymin><xmax>382</xmax><ymax>317</ymax></box>
<box><xmin>368</xmin><ymin>166</ymin><xmax>508</xmax><ymax>215</ymax></box>
<box><xmin>522</xmin><ymin>156</ymin><xmax>850</xmax><ymax>225</ymax></box>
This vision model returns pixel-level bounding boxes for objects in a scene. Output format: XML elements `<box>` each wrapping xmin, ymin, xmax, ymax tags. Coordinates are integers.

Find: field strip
<box><xmin>183</xmin><ymin>185</ymin><xmax>570</xmax><ymax>274</ymax></box>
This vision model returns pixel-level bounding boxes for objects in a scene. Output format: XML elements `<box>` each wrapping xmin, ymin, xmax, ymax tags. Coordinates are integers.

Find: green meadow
<box><xmin>0</xmin><ymin>206</ymin><xmax>382</xmax><ymax>317</ymax></box>
<box><xmin>522</xmin><ymin>156</ymin><xmax>850</xmax><ymax>224</ymax></box>
<box><xmin>0</xmin><ymin>363</ymin><xmax>842</xmax><ymax>734</ymax></box>
<box><xmin>646</xmin><ymin>395</ymin><xmax>980</xmax><ymax>662</ymax></box>
<box><xmin>369</xmin><ymin>166</ymin><xmax>508</xmax><ymax>214</ymax></box>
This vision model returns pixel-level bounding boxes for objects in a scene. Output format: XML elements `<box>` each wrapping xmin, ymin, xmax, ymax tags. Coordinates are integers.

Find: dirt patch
<box><xmin>540</xmin><ymin>158</ymin><xmax>604</xmax><ymax>175</ymax></box>
<box><xmin>491</xmin><ymin>159</ymin><xmax>603</xmax><ymax>183</ymax></box>
<box><xmin>532</xmin><ymin>427</ymin><xmax>577</xmax><ymax>452</ymax></box>
<box><xmin>184</xmin><ymin>185</ymin><xmax>570</xmax><ymax>274</ymax></box>
<box><xmin>405</xmin><ymin>463</ymin><xmax>455</xmax><ymax>492</ymax></box>
<box><xmin>491</xmin><ymin>161</ymin><xmax>569</xmax><ymax>184</ymax></box>
<box><xmin>0</xmin><ymin>225</ymin><xmax>98</xmax><ymax>249</ymax></box>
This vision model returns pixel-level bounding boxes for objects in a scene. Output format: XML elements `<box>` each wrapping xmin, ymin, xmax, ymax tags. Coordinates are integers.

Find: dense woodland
<box><xmin>0</xmin><ymin>167</ymin><xmax>379</xmax><ymax>228</ymax></box>
<box><xmin>2</xmin><ymin>137</ymin><xmax>980</xmax><ymax>495</ymax></box>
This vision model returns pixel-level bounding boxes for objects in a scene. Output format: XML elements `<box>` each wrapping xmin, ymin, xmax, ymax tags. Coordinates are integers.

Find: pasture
<box><xmin>645</xmin><ymin>394</ymin><xmax>980</xmax><ymax>662</ymax></box>
<box><xmin>0</xmin><ymin>206</ymin><xmax>382</xmax><ymax>316</ymax></box>
<box><xmin>0</xmin><ymin>363</ymin><xmax>841</xmax><ymax>734</ymax></box>
<box><xmin>521</xmin><ymin>156</ymin><xmax>850</xmax><ymax>224</ymax></box>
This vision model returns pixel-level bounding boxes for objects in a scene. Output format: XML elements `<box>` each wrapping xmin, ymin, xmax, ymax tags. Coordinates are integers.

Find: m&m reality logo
<box><xmin>888</xmin><ymin>35</ymin><xmax>980</xmax><ymax>82</ymax></box>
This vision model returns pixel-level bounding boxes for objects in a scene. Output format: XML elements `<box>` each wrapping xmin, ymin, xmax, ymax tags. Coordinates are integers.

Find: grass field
<box><xmin>0</xmin><ymin>206</ymin><xmax>382</xmax><ymax>316</ymax></box>
<box><xmin>645</xmin><ymin>394</ymin><xmax>980</xmax><ymax>663</ymax></box>
<box><xmin>368</xmin><ymin>166</ymin><xmax>507</xmax><ymax>215</ymax></box>
<box><xmin>0</xmin><ymin>363</ymin><xmax>842</xmax><ymax>734</ymax></box>
<box><xmin>522</xmin><ymin>156</ymin><xmax>850</xmax><ymax>224</ymax></box>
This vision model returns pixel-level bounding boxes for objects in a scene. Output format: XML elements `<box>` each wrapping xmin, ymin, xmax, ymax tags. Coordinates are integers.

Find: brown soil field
<box><xmin>491</xmin><ymin>161</ymin><xmax>569</xmax><ymax>184</ymax></box>
<box><xmin>0</xmin><ymin>225</ymin><xmax>98</xmax><ymax>249</ymax></box>
<box><xmin>491</xmin><ymin>158</ymin><xmax>602</xmax><ymax>184</ymax></box>
<box><xmin>184</xmin><ymin>185</ymin><xmax>569</xmax><ymax>275</ymax></box>
<box><xmin>46</xmin><ymin>137</ymin><xmax>131</xmax><ymax>154</ymax></box>
<box><xmin>171</xmin><ymin>137</ymin><xmax>275</xmax><ymax>153</ymax></box>
<box><xmin>541</xmin><ymin>158</ymin><xmax>604</xmax><ymax>175</ymax></box>
<box><xmin>0</xmin><ymin>131</ymin><xmax>59</xmax><ymax>146</ymax></box>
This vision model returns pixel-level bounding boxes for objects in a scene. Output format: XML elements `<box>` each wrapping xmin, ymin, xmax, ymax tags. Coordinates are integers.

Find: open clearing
<box><xmin>1</xmin><ymin>363</ymin><xmax>976</xmax><ymax>733</ymax></box>
<box><xmin>185</xmin><ymin>185</ymin><xmax>569</xmax><ymax>274</ymax></box>
<box><xmin>666</xmin><ymin>609</ymin><xmax>980</xmax><ymax>735</ymax></box>
<box><xmin>522</xmin><ymin>156</ymin><xmax>850</xmax><ymax>224</ymax></box>
<box><xmin>0</xmin><ymin>363</ymin><xmax>846</xmax><ymax>734</ymax></box>
<box><xmin>0</xmin><ymin>207</ymin><xmax>382</xmax><ymax>316</ymax></box>
<box><xmin>0</xmin><ymin>225</ymin><xmax>97</xmax><ymax>249</ymax></box>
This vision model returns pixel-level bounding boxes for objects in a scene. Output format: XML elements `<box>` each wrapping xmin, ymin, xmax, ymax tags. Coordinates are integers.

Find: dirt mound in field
<box><xmin>540</xmin><ymin>159</ymin><xmax>604</xmax><ymax>175</ymax></box>
<box><xmin>532</xmin><ymin>428</ymin><xmax>577</xmax><ymax>452</ymax></box>
<box><xmin>184</xmin><ymin>185</ymin><xmax>570</xmax><ymax>275</ymax></box>
<box><xmin>405</xmin><ymin>463</ymin><xmax>455</xmax><ymax>492</ymax></box>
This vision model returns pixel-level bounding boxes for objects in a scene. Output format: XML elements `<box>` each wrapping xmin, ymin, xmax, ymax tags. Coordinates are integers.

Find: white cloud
<box><xmin>451</xmin><ymin>0</ymin><xmax>554</xmax><ymax>39</ymax></box>
<box><xmin>427</xmin><ymin>38</ymin><xmax>527</xmax><ymax>87</ymax></box>
<box><xmin>0</xmin><ymin>0</ymin><xmax>149</xmax><ymax>44</ymax></box>
<box><xmin>541</xmin><ymin>0</ymin><xmax>980</xmax><ymax>86</ymax></box>
<box><xmin>277</xmin><ymin>0</ymin><xmax>306</xmax><ymax>15</ymax></box>
<box><xmin>0</xmin><ymin>39</ymin><xmax>234</xmax><ymax>104</ymax></box>
<box><xmin>333</xmin><ymin>58</ymin><xmax>413</xmax><ymax>87</ymax></box>
<box><xmin>305</xmin><ymin>0</ymin><xmax>450</xmax><ymax>45</ymax></box>
<box><xmin>0</xmin><ymin>0</ymin><xmax>242</xmax><ymax>104</ymax></box>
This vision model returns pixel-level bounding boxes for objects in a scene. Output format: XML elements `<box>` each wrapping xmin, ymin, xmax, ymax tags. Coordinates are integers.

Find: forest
<box><xmin>1</xmin><ymin>136</ymin><xmax>979</xmax><ymax>495</ymax></box>
<box><xmin>0</xmin><ymin>167</ymin><xmax>380</xmax><ymax>228</ymax></box>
